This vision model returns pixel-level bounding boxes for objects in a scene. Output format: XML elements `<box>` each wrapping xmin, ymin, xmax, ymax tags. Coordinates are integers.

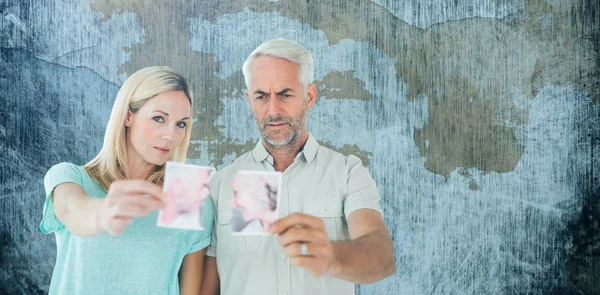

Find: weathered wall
<box><xmin>1</xmin><ymin>0</ymin><xmax>599</xmax><ymax>294</ymax></box>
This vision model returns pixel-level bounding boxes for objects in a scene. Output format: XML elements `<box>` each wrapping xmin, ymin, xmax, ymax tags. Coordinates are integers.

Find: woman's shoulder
<box><xmin>48</xmin><ymin>161</ymin><xmax>81</xmax><ymax>172</ymax></box>
<box><xmin>45</xmin><ymin>162</ymin><xmax>85</xmax><ymax>182</ymax></box>
<box><xmin>46</xmin><ymin>162</ymin><xmax>104</xmax><ymax>192</ymax></box>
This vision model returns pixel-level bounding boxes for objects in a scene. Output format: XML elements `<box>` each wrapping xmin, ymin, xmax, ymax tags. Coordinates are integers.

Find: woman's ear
<box><xmin>124</xmin><ymin>109</ymin><xmax>133</xmax><ymax>127</ymax></box>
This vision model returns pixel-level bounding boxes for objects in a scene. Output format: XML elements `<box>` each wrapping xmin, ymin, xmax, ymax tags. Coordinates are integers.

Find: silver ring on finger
<box><xmin>300</xmin><ymin>242</ymin><xmax>308</xmax><ymax>256</ymax></box>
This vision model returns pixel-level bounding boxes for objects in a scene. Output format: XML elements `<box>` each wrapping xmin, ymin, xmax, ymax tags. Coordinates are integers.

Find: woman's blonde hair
<box><xmin>84</xmin><ymin>66</ymin><xmax>193</xmax><ymax>191</ymax></box>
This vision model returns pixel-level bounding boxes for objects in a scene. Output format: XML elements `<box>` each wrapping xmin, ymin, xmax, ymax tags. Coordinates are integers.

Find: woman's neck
<box><xmin>125</xmin><ymin>142</ymin><xmax>155</xmax><ymax>180</ymax></box>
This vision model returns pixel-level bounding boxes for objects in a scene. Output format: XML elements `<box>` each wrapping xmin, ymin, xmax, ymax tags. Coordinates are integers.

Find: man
<box><xmin>201</xmin><ymin>38</ymin><xmax>395</xmax><ymax>295</ymax></box>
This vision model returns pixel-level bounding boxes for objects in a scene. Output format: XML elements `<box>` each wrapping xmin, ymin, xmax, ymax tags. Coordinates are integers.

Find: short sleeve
<box><xmin>187</xmin><ymin>197</ymin><xmax>215</xmax><ymax>254</ymax></box>
<box><xmin>205</xmin><ymin>170</ymin><xmax>224</xmax><ymax>257</ymax></box>
<box><xmin>204</xmin><ymin>213</ymin><xmax>218</xmax><ymax>257</ymax></box>
<box><xmin>40</xmin><ymin>162</ymin><xmax>83</xmax><ymax>234</ymax></box>
<box><xmin>343</xmin><ymin>155</ymin><xmax>383</xmax><ymax>219</ymax></box>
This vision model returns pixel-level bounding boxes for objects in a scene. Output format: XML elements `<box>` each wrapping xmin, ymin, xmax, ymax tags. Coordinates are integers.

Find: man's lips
<box><xmin>266</xmin><ymin>122</ymin><xmax>288</xmax><ymax>127</ymax></box>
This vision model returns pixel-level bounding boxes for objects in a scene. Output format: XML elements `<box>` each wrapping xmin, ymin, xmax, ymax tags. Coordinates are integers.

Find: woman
<box><xmin>40</xmin><ymin>66</ymin><xmax>212</xmax><ymax>294</ymax></box>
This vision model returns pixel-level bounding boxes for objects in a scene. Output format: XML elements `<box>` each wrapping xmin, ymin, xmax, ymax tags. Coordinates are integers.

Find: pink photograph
<box><xmin>230</xmin><ymin>170</ymin><xmax>282</xmax><ymax>235</ymax></box>
<box><xmin>157</xmin><ymin>162</ymin><xmax>215</xmax><ymax>230</ymax></box>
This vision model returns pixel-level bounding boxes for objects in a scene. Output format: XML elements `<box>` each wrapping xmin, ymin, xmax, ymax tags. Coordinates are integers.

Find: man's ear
<box><xmin>245</xmin><ymin>90</ymin><xmax>251</xmax><ymax>107</ymax></box>
<box><xmin>305</xmin><ymin>83</ymin><xmax>317</xmax><ymax>110</ymax></box>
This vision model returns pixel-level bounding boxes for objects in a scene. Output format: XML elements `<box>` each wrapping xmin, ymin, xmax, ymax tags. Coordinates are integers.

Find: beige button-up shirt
<box><xmin>206</xmin><ymin>134</ymin><xmax>383</xmax><ymax>295</ymax></box>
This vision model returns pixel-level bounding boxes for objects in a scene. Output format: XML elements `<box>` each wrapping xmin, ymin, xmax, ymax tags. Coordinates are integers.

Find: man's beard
<box><xmin>257</xmin><ymin>106</ymin><xmax>308</xmax><ymax>149</ymax></box>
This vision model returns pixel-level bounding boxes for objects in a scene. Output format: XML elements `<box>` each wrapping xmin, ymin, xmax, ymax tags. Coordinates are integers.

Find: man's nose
<box><xmin>266</xmin><ymin>95</ymin><xmax>282</xmax><ymax>116</ymax></box>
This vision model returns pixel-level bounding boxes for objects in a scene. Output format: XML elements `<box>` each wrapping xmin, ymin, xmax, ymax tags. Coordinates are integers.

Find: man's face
<box><xmin>245</xmin><ymin>56</ymin><xmax>316</xmax><ymax>148</ymax></box>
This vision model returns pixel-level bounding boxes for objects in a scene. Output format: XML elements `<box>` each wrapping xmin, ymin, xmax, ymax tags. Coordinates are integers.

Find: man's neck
<box><xmin>264</xmin><ymin>132</ymin><xmax>309</xmax><ymax>172</ymax></box>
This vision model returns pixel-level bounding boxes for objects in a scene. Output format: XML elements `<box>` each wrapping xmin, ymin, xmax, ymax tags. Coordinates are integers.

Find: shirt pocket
<box><xmin>303</xmin><ymin>198</ymin><xmax>346</xmax><ymax>241</ymax></box>
<box><xmin>216</xmin><ymin>207</ymin><xmax>262</xmax><ymax>255</ymax></box>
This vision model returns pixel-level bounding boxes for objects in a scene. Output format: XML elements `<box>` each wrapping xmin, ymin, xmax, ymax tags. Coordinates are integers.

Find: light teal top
<box><xmin>40</xmin><ymin>162</ymin><xmax>214</xmax><ymax>295</ymax></box>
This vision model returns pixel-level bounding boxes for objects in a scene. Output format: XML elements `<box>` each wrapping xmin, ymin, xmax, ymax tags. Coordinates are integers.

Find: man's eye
<box><xmin>256</xmin><ymin>95</ymin><xmax>265</xmax><ymax>100</ymax></box>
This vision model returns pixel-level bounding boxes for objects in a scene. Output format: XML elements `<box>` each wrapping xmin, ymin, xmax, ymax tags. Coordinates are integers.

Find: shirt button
<box><xmin>281</xmin><ymin>253</ymin><xmax>287</xmax><ymax>259</ymax></box>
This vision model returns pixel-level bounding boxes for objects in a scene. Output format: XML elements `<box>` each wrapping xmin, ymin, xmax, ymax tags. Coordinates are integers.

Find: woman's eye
<box><xmin>177</xmin><ymin>122</ymin><xmax>187</xmax><ymax>128</ymax></box>
<box><xmin>153</xmin><ymin>116</ymin><xmax>164</xmax><ymax>123</ymax></box>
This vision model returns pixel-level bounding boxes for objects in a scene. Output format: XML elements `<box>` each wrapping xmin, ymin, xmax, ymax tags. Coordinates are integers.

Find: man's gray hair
<box><xmin>242</xmin><ymin>38</ymin><xmax>314</xmax><ymax>90</ymax></box>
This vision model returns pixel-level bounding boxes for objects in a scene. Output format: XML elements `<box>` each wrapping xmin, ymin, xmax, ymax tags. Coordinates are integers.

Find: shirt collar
<box><xmin>251</xmin><ymin>138</ymin><xmax>271</xmax><ymax>163</ymax></box>
<box><xmin>301</xmin><ymin>133</ymin><xmax>319</xmax><ymax>163</ymax></box>
<box><xmin>251</xmin><ymin>133</ymin><xmax>319</xmax><ymax>164</ymax></box>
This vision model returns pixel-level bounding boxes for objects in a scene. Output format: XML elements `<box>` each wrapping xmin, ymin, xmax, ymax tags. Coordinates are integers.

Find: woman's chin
<box><xmin>147</xmin><ymin>155</ymin><xmax>169</xmax><ymax>166</ymax></box>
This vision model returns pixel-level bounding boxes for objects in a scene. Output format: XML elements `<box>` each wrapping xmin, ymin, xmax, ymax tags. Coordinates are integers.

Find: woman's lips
<box><xmin>155</xmin><ymin>147</ymin><xmax>170</xmax><ymax>154</ymax></box>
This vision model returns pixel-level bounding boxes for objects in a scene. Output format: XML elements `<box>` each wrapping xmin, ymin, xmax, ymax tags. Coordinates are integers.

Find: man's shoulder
<box><xmin>314</xmin><ymin>144</ymin><xmax>364</xmax><ymax>168</ymax></box>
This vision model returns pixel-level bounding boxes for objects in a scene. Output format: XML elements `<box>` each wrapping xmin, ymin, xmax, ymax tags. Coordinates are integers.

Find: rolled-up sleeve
<box><xmin>205</xmin><ymin>172</ymin><xmax>223</xmax><ymax>257</ymax></box>
<box><xmin>187</xmin><ymin>198</ymin><xmax>215</xmax><ymax>254</ymax></box>
<box><xmin>343</xmin><ymin>155</ymin><xmax>383</xmax><ymax>220</ymax></box>
<box><xmin>40</xmin><ymin>162</ymin><xmax>82</xmax><ymax>234</ymax></box>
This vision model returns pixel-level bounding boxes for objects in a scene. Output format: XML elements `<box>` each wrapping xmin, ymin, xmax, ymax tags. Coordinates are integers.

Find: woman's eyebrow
<box><xmin>153</xmin><ymin>110</ymin><xmax>189</xmax><ymax>120</ymax></box>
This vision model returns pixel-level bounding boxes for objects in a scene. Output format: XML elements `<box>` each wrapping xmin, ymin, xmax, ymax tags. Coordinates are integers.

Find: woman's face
<box><xmin>125</xmin><ymin>90</ymin><xmax>191</xmax><ymax>166</ymax></box>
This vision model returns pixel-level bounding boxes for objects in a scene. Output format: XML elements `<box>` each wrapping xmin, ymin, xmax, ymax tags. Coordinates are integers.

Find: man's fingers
<box><xmin>290</xmin><ymin>256</ymin><xmax>315</xmax><ymax>268</ymax></box>
<box><xmin>269</xmin><ymin>212</ymin><xmax>324</xmax><ymax>234</ymax></box>
<box><xmin>283</xmin><ymin>242</ymin><xmax>329</xmax><ymax>258</ymax></box>
<box><xmin>278</xmin><ymin>227</ymin><xmax>328</xmax><ymax>247</ymax></box>
<box><xmin>278</xmin><ymin>227</ymin><xmax>309</xmax><ymax>246</ymax></box>
<box><xmin>284</xmin><ymin>242</ymin><xmax>311</xmax><ymax>258</ymax></box>
<box><xmin>289</xmin><ymin>257</ymin><xmax>325</xmax><ymax>277</ymax></box>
